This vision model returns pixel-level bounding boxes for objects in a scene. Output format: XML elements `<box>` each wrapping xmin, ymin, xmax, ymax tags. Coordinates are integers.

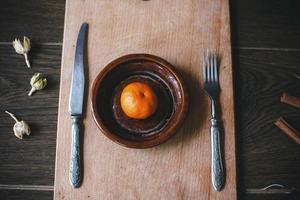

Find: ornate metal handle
<box><xmin>70</xmin><ymin>115</ymin><xmax>82</xmax><ymax>188</ymax></box>
<box><xmin>211</xmin><ymin>118</ymin><xmax>224</xmax><ymax>191</ymax></box>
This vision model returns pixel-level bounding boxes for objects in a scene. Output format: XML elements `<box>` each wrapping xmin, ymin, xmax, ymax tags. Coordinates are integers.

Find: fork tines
<box><xmin>203</xmin><ymin>51</ymin><xmax>219</xmax><ymax>87</ymax></box>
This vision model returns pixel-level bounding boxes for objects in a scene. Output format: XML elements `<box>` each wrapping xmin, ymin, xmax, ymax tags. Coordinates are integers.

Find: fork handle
<box><xmin>211</xmin><ymin>118</ymin><xmax>224</xmax><ymax>191</ymax></box>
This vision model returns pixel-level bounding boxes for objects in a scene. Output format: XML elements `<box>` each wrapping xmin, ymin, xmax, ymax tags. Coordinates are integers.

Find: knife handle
<box><xmin>70</xmin><ymin>115</ymin><xmax>82</xmax><ymax>188</ymax></box>
<box><xmin>211</xmin><ymin>118</ymin><xmax>224</xmax><ymax>191</ymax></box>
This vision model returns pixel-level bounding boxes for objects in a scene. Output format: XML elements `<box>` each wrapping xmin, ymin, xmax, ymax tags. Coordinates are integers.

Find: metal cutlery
<box><xmin>203</xmin><ymin>51</ymin><xmax>224</xmax><ymax>191</ymax></box>
<box><xmin>68</xmin><ymin>23</ymin><xmax>88</xmax><ymax>188</ymax></box>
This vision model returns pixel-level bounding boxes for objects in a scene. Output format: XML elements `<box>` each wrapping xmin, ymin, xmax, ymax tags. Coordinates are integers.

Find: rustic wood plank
<box><xmin>0</xmin><ymin>45</ymin><xmax>61</xmax><ymax>185</ymax></box>
<box><xmin>2</xmin><ymin>46</ymin><xmax>299</xmax><ymax>196</ymax></box>
<box><xmin>0</xmin><ymin>0</ymin><xmax>65</xmax><ymax>43</ymax></box>
<box><xmin>1</xmin><ymin>0</ymin><xmax>300</xmax><ymax>199</ymax></box>
<box><xmin>244</xmin><ymin>193</ymin><xmax>299</xmax><ymax>200</ymax></box>
<box><xmin>55</xmin><ymin>0</ymin><xmax>236</xmax><ymax>199</ymax></box>
<box><xmin>1</xmin><ymin>0</ymin><xmax>300</xmax><ymax>49</ymax></box>
<box><xmin>234</xmin><ymin>49</ymin><xmax>300</xmax><ymax>190</ymax></box>
<box><xmin>0</xmin><ymin>190</ymin><xmax>53</xmax><ymax>200</ymax></box>
<box><xmin>231</xmin><ymin>0</ymin><xmax>300</xmax><ymax>48</ymax></box>
<box><xmin>1</xmin><ymin>48</ymin><xmax>298</xmax><ymax>196</ymax></box>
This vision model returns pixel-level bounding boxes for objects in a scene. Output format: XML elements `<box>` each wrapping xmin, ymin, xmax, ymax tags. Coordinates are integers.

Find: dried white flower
<box><xmin>28</xmin><ymin>73</ymin><xmax>47</xmax><ymax>96</ymax></box>
<box><xmin>12</xmin><ymin>36</ymin><xmax>31</xmax><ymax>68</ymax></box>
<box><xmin>5</xmin><ymin>111</ymin><xmax>31</xmax><ymax>139</ymax></box>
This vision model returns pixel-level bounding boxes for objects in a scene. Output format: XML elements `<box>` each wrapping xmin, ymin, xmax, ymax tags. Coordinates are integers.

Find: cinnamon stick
<box><xmin>275</xmin><ymin>117</ymin><xmax>300</xmax><ymax>145</ymax></box>
<box><xmin>280</xmin><ymin>92</ymin><xmax>300</xmax><ymax>109</ymax></box>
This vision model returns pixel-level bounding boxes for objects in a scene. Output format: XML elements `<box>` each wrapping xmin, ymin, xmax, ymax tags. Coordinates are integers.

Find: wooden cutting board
<box><xmin>54</xmin><ymin>0</ymin><xmax>236</xmax><ymax>199</ymax></box>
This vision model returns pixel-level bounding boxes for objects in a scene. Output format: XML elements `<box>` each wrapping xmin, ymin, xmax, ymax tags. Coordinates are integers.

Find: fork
<box><xmin>203</xmin><ymin>51</ymin><xmax>224</xmax><ymax>191</ymax></box>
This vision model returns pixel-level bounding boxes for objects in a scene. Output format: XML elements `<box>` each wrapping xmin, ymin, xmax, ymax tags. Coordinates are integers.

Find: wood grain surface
<box><xmin>0</xmin><ymin>190</ymin><xmax>53</xmax><ymax>200</ymax></box>
<box><xmin>235</xmin><ymin>50</ymin><xmax>300</xmax><ymax>197</ymax></box>
<box><xmin>0</xmin><ymin>0</ymin><xmax>65</xmax><ymax>43</ymax></box>
<box><xmin>0</xmin><ymin>0</ymin><xmax>300</xmax><ymax>199</ymax></box>
<box><xmin>231</xmin><ymin>0</ymin><xmax>300</xmax><ymax>48</ymax></box>
<box><xmin>54</xmin><ymin>0</ymin><xmax>236</xmax><ymax>199</ymax></box>
<box><xmin>0</xmin><ymin>45</ymin><xmax>61</xmax><ymax>185</ymax></box>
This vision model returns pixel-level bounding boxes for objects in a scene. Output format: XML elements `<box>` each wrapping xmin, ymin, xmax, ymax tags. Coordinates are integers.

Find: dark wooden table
<box><xmin>0</xmin><ymin>1</ymin><xmax>299</xmax><ymax>199</ymax></box>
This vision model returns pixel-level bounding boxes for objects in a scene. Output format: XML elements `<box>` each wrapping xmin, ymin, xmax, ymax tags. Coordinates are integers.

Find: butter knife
<box><xmin>68</xmin><ymin>23</ymin><xmax>88</xmax><ymax>188</ymax></box>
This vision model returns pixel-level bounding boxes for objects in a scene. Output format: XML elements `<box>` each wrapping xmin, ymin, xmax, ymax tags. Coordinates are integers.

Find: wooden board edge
<box><xmin>54</xmin><ymin>0</ymin><xmax>70</xmax><ymax>198</ymax></box>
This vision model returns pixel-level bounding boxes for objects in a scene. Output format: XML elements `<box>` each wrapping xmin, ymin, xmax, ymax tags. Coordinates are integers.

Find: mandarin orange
<box><xmin>120</xmin><ymin>82</ymin><xmax>158</xmax><ymax>119</ymax></box>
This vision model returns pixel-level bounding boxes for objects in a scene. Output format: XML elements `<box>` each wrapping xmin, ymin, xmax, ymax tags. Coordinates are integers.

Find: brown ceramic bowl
<box><xmin>91</xmin><ymin>54</ymin><xmax>188</xmax><ymax>148</ymax></box>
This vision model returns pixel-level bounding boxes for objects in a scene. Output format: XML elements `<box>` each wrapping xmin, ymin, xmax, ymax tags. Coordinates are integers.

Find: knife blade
<box><xmin>68</xmin><ymin>22</ymin><xmax>88</xmax><ymax>188</ymax></box>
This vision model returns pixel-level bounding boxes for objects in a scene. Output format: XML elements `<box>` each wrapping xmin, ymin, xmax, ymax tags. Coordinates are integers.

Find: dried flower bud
<box><xmin>28</xmin><ymin>73</ymin><xmax>47</xmax><ymax>96</ymax></box>
<box><xmin>13</xmin><ymin>39</ymin><xmax>25</xmax><ymax>54</ymax></box>
<box><xmin>30</xmin><ymin>72</ymin><xmax>42</xmax><ymax>85</ymax></box>
<box><xmin>23</xmin><ymin>37</ymin><xmax>31</xmax><ymax>52</ymax></box>
<box><xmin>5</xmin><ymin>111</ymin><xmax>31</xmax><ymax>139</ymax></box>
<box><xmin>12</xmin><ymin>36</ymin><xmax>31</xmax><ymax>68</ymax></box>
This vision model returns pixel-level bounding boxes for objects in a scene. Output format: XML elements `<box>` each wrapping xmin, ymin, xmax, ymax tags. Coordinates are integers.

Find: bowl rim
<box><xmin>91</xmin><ymin>53</ymin><xmax>189</xmax><ymax>148</ymax></box>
